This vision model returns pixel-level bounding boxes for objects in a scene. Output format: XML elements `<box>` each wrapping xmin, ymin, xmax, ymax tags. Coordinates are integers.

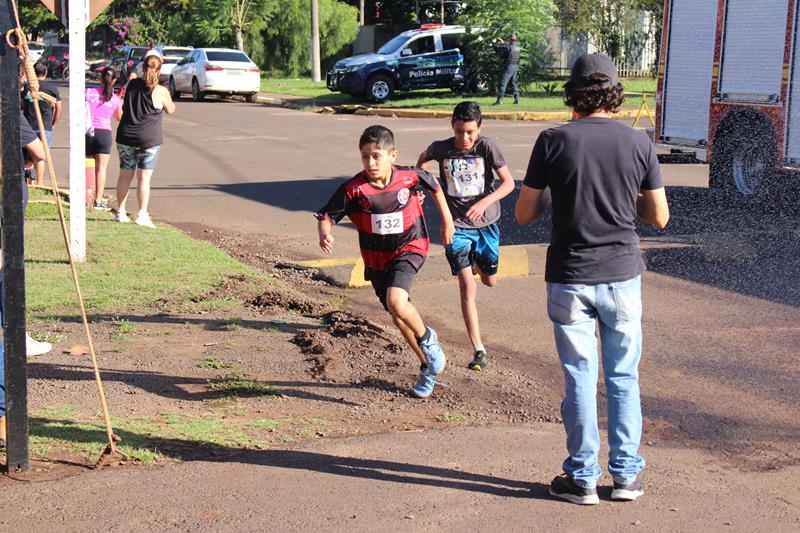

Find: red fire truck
<box><xmin>655</xmin><ymin>0</ymin><xmax>799</xmax><ymax>198</ymax></box>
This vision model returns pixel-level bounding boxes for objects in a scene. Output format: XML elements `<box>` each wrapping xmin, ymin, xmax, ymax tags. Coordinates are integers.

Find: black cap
<box><xmin>569</xmin><ymin>53</ymin><xmax>619</xmax><ymax>86</ymax></box>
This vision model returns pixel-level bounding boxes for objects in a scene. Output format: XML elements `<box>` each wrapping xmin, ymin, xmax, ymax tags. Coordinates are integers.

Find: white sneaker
<box><xmin>26</xmin><ymin>332</ymin><xmax>53</xmax><ymax>356</ymax></box>
<box><xmin>135</xmin><ymin>211</ymin><xmax>156</xmax><ymax>228</ymax></box>
<box><xmin>115</xmin><ymin>209</ymin><xmax>130</xmax><ymax>223</ymax></box>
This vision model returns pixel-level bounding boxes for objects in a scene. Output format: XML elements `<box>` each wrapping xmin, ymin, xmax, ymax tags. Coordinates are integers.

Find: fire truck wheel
<box><xmin>366</xmin><ymin>74</ymin><xmax>393</xmax><ymax>103</ymax></box>
<box><xmin>710</xmin><ymin>110</ymin><xmax>777</xmax><ymax>200</ymax></box>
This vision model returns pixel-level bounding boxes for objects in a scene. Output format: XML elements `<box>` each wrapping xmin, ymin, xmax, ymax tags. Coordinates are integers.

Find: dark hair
<box><xmin>564</xmin><ymin>73</ymin><xmax>625</xmax><ymax>115</ymax></box>
<box><xmin>100</xmin><ymin>67</ymin><xmax>116</xmax><ymax>102</ymax></box>
<box><xmin>34</xmin><ymin>62</ymin><xmax>47</xmax><ymax>77</ymax></box>
<box><xmin>451</xmin><ymin>101</ymin><xmax>482</xmax><ymax>126</ymax></box>
<box><xmin>359</xmin><ymin>125</ymin><xmax>395</xmax><ymax>150</ymax></box>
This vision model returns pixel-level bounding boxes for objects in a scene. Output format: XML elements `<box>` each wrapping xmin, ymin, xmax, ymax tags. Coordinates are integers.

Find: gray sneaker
<box><xmin>93</xmin><ymin>198</ymin><xmax>111</xmax><ymax>211</ymax></box>
<box><xmin>611</xmin><ymin>477</ymin><xmax>644</xmax><ymax>501</ymax></box>
<box><xmin>549</xmin><ymin>473</ymin><xmax>599</xmax><ymax>505</ymax></box>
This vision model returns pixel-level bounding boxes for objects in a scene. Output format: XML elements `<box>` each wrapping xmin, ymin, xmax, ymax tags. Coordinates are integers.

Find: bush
<box><xmin>458</xmin><ymin>0</ymin><xmax>557</xmax><ymax>93</ymax></box>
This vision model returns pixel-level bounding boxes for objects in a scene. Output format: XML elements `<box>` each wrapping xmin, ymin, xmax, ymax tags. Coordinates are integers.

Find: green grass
<box><xmin>437</xmin><ymin>411</ymin><xmax>467</xmax><ymax>424</ymax></box>
<box><xmin>26</xmin><ymin>405</ymin><xmax>281</xmax><ymax>463</ymax></box>
<box><xmin>209</xmin><ymin>371</ymin><xmax>279</xmax><ymax>396</ymax></box>
<box><xmin>219</xmin><ymin>317</ymin><xmax>243</xmax><ymax>331</ymax></box>
<box><xmin>198</xmin><ymin>356</ymin><xmax>236</xmax><ymax>370</ymax></box>
<box><xmin>261</xmin><ymin>77</ymin><xmax>656</xmax><ymax>112</ymax></box>
<box><xmin>23</xmin><ymin>194</ymin><xmax>254</xmax><ymax>319</ymax></box>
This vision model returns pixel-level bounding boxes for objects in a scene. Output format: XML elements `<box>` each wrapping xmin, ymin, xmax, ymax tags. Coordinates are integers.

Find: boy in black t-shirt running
<box><xmin>315</xmin><ymin>125</ymin><xmax>455</xmax><ymax>398</ymax></box>
<box><xmin>417</xmin><ymin>101</ymin><xmax>515</xmax><ymax>371</ymax></box>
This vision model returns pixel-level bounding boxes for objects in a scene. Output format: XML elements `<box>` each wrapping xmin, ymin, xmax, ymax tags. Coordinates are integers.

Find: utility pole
<box><xmin>68</xmin><ymin>0</ymin><xmax>87</xmax><ymax>261</ymax></box>
<box><xmin>1</xmin><ymin>0</ymin><xmax>30</xmax><ymax>473</ymax></box>
<box><xmin>441</xmin><ymin>0</ymin><xmax>445</xmax><ymax>23</ymax></box>
<box><xmin>359</xmin><ymin>0</ymin><xmax>365</xmax><ymax>26</ymax></box>
<box><xmin>311</xmin><ymin>0</ymin><xmax>321</xmax><ymax>82</ymax></box>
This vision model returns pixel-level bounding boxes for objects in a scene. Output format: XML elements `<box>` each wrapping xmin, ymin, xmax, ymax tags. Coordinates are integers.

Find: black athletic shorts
<box><xmin>86</xmin><ymin>129</ymin><xmax>113</xmax><ymax>155</ymax></box>
<box><xmin>365</xmin><ymin>253</ymin><xmax>423</xmax><ymax>311</ymax></box>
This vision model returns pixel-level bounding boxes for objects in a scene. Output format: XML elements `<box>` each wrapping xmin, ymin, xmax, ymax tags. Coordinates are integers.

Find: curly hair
<box><xmin>564</xmin><ymin>74</ymin><xmax>625</xmax><ymax>115</ymax></box>
<box><xmin>143</xmin><ymin>56</ymin><xmax>162</xmax><ymax>92</ymax></box>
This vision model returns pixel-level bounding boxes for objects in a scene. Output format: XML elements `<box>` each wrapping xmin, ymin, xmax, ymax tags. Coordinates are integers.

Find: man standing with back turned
<box><xmin>515</xmin><ymin>53</ymin><xmax>670</xmax><ymax>505</ymax></box>
<box><xmin>493</xmin><ymin>33</ymin><xmax>521</xmax><ymax>105</ymax></box>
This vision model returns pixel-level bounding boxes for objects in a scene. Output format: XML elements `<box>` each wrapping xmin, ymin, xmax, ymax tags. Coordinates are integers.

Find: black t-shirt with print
<box><xmin>22</xmin><ymin>80</ymin><xmax>60</xmax><ymax>131</ymax></box>
<box><xmin>423</xmin><ymin>136</ymin><xmax>507</xmax><ymax>228</ymax></box>
<box><xmin>523</xmin><ymin>117</ymin><xmax>663</xmax><ymax>284</ymax></box>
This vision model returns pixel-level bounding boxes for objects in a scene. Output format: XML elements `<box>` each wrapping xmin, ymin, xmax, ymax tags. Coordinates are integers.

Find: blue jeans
<box><xmin>497</xmin><ymin>64</ymin><xmax>519</xmax><ymax>102</ymax></box>
<box><xmin>547</xmin><ymin>276</ymin><xmax>645</xmax><ymax>488</ymax></box>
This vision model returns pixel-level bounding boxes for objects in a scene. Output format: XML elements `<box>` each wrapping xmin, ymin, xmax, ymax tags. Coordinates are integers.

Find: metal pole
<box><xmin>441</xmin><ymin>0</ymin><xmax>444</xmax><ymax>23</ymax></box>
<box><xmin>311</xmin><ymin>0</ymin><xmax>321</xmax><ymax>82</ymax></box>
<box><xmin>359</xmin><ymin>0</ymin><xmax>365</xmax><ymax>26</ymax></box>
<box><xmin>1</xmin><ymin>0</ymin><xmax>30</xmax><ymax>473</ymax></box>
<box><xmin>68</xmin><ymin>0</ymin><xmax>86</xmax><ymax>261</ymax></box>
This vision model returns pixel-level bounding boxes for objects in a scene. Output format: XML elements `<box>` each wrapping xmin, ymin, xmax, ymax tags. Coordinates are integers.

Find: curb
<box><xmin>254</xmin><ymin>94</ymin><xmax>642</xmax><ymax>122</ymax></box>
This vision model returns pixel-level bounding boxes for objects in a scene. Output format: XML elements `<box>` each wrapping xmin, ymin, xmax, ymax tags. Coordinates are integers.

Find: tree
<box><xmin>191</xmin><ymin>0</ymin><xmax>272</xmax><ymax>51</ymax></box>
<box><xmin>260</xmin><ymin>0</ymin><xmax>358</xmax><ymax>76</ymax></box>
<box><xmin>19</xmin><ymin>0</ymin><xmax>63</xmax><ymax>41</ymax></box>
<box><xmin>458</xmin><ymin>0</ymin><xmax>556</xmax><ymax>91</ymax></box>
<box><xmin>554</xmin><ymin>0</ymin><xmax>663</xmax><ymax>67</ymax></box>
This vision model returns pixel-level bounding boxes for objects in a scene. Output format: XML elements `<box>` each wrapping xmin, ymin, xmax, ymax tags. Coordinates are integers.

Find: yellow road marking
<box><xmin>299</xmin><ymin>245</ymin><xmax>531</xmax><ymax>287</ymax></box>
<box><xmin>497</xmin><ymin>245</ymin><xmax>529</xmax><ymax>278</ymax></box>
<box><xmin>297</xmin><ymin>257</ymin><xmax>360</xmax><ymax>268</ymax></box>
<box><xmin>349</xmin><ymin>256</ymin><xmax>370</xmax><ymax>287</ymax></box>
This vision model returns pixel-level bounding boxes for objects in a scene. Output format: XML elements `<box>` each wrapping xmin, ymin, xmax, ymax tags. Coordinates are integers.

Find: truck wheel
<box><xmin>245</xmin><ymin>93</ymin><xmax>258</xmax><ymax>103</ymax></box>
<box><xmin>366</xmin><ymin>74</ymin><xmax>393</xmax><ymax>103</ymax></box>
<box><xmin>709</xmin><ymin>109</ymin><xmax>777</xmax><ymax>200</ymax></box>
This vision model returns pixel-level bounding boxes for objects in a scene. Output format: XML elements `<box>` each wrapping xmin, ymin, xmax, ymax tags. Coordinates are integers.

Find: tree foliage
<box><xmin>554</xmin><ymin>0</ymin><xmax>663</xmax><ymax>64</ymax></box>
<box><xmin>458</xmin><ymin>0</ymin><xmax>557</xmax><ymax>90</ymax></box>
<box><xmin>259</xmin><ymin>0</ymin><xmax>359</xmax><ymax>76</ymax></box>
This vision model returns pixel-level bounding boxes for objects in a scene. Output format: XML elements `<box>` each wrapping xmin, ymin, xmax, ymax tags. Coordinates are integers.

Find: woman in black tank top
<box><xmin>114</xmin><ymin>49</ymin><xmax>176</xmax><ymax>228</ymax></box>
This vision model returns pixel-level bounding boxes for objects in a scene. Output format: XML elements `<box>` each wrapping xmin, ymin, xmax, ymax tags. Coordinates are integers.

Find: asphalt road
<box><xmin>38</xmin><ymin>91</ymin><xmax>800</xmax><ymax>527</ymax></box>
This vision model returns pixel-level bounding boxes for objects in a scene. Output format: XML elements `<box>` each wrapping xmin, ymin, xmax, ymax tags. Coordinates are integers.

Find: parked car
<box><xmin>134</xmin><ymin>45</ymin><xmax>193</xmax><ymax>83</ymax></box>
<box><xmin>28</xmin><ymin>42</ymin><xmax>45</xmax><ymax>63</ymax></box>
<box><xmin>38</xmin><ymin>44</ymin><xmax>69</xmax><ymax>79</ymax></box>
<box><xmin>110</xmin><ymin>45</ymin><xmax>149</xmax><ymax>82</ymax></box>
<box><xmin>168</xmin><ymin>48</ymin><xmax>260</xmax><ymax>102</ymax></box>
<box><xmin>326</xmin><ymin>24</ymin><xmax>466</xmax><ymax>103</ymax></box>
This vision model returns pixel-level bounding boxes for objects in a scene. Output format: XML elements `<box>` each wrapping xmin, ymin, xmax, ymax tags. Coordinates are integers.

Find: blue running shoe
<box><xmin>411</xmin><ymin>364</ymin><xmax>437</xmax><ymax>398</ymax></box>
<box><xmin>418</xmin><ymin>327</ymin><xmax>446</xmax><ymax>375</ymax></box>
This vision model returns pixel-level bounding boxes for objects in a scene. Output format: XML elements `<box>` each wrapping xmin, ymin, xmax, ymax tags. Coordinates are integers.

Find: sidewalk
<box><xmin>1</xmin><ymin>424</ymin><xmax>796</xmax><ymax>531</ymax></box>
<box><xmin>254</xmin><ymin>92</ymin><xmax>646</xmax><ymax>122</ymax></box>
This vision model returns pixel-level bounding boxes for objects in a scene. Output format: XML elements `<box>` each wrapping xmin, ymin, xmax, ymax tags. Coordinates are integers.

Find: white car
<box><xmin>168</xmin><ymin>48</ymin><xmax>260</xmax><ymax>102</ymax></box>
<box><xmin>134</xmin><ymin>45</ymin><xmax>194</xmax><ymax>83</ymax></box>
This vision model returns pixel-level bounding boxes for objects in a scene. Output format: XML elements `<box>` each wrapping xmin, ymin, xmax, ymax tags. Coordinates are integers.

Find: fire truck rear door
<box><xmin>719</xmin><ymin>0</ymin><xmax>791</xmax><ymax>103</ymax></box>
<box><xmin>660</xmin><ymin>0</ymin><xmax>719</xmax><ymax>147</ymax></box>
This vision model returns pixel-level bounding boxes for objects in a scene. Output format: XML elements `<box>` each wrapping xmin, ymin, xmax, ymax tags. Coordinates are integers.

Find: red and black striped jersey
<box><xmin>315</xmin><ymin>166</ymin><xmax>441</xmax><ymax>271</ymax></box>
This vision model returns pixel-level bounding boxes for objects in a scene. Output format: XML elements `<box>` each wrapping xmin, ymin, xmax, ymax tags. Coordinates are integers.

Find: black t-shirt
<box><xmin>523</xmin><ymin>117</ymin><xmax>663</xmax><ymax>284</ymax></box>
<box><xmin>22</xmin><ymin>80</ymin><xmax>60</xmax><ymax>131</ymax></box>
<box><xmin>423</xmin><ymin>136</ymin><xmax>507</xmax><ymax>228</ymax></box>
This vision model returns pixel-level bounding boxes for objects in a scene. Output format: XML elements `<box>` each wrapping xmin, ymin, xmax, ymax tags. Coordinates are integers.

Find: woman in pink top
<box><xmin>85</xmin><ymin>68</ymin><xmax>123</xmax><ymax>210</ymax></box>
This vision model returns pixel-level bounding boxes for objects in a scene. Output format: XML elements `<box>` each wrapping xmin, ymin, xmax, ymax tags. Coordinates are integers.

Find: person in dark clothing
<box><xmin>493</xmin><ymin>33</ymin><xmax>521</xmax><ymax>105</ymax></box>
<box><xmin>21</xmin><ymin>62</ymin><xmax>62</xmax><ymax>184</ymax></box>
<box><xmin>515</xmin><ymin>53</ymin><xmax>670</xmax><ymax>505</ymax></box>
<box><xmin>114</xmin><ymin>48</ymin><xmax>175</xmax><ymax>228</ymax></box>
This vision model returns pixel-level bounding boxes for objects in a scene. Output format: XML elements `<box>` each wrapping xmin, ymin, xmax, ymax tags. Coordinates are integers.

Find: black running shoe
<box><xmin>468</xmin><ymin>350</ymin><xmax>488</xmax><ymax>371</ymax></box>
<box><xmin>611</xmin><ymin>478</ymin><xmax>644</xmax><ymax>501</ymax></box>
<box><xmin>549</xmin><ymin>473</ymin><xmax>599</xmax><ymax>505</ymax></box>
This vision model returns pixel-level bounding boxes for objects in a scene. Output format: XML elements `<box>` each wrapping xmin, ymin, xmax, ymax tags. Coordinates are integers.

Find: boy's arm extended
<box><xmin>465</xmin><ymin>165</ymin><xmax>516</xmax><ymax>221</ymax></box>
<box><xmin>430</xmin><ymin>188</ymin><xmax>455</xmax><ymax>244</ymax></box>
<box><xmin>317</xmin><ymin>217</ymin><xmax>335</xmax><ymax>254</ymax></box>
